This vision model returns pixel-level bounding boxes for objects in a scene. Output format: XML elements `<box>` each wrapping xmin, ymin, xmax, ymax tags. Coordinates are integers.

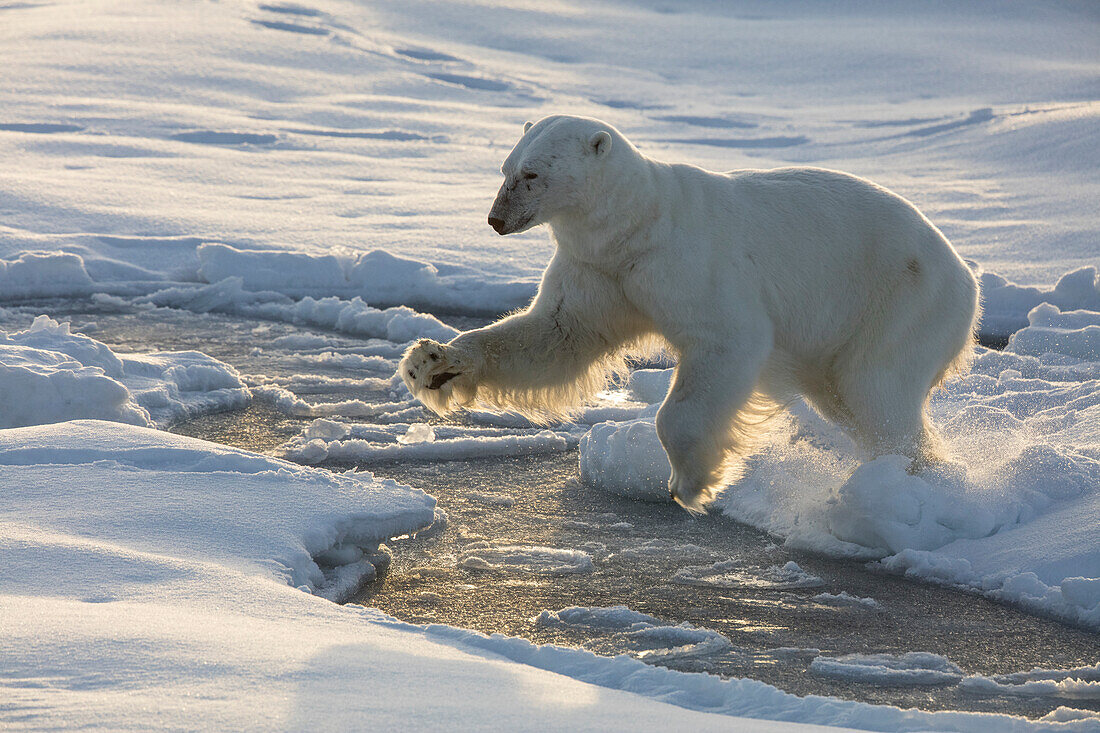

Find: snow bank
<box><xmin>0</xmin><ymin>251</ymin><xmax>94</xmax><ymax>299</ymax></box>
<box><xmin>19</xmin><ymin>241</ymin><xmax>1094</xmax><ymax>342</ymax></box>
<box><xmin>130</xmin><ymin>276</ymin><xmax>458</xmax><ymax>343</ymax></box>
<box><xmin>581</xmin><ymin>304</ymin><xmax>1100</xmax><ymax>627</ymax></box>
<box><xmin>198</xmin><ymin>244</ymin><xmax>536</xmax><ymax>316</ymax></box>
<box><xmin>980</xmin><ymin>267</ymin><xmax>1100</xmax><ymax>338</ymax></box>
<box><xmin>9</xmin><ymin>244</ymin><xmax>1096</xmax><ymax>343</ymax></box>
<box><xmin>0</xmin><ymin>315</ymin><xmax>248</xmax><ymax>428</ymax></box>
<box><xmin>0</xmin><ymin>420</ymin><xmax>437</xmax><ymax>601</ymax></box>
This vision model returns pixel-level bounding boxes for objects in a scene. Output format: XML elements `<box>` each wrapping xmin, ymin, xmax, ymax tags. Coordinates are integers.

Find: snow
<box><xmin>0</xmin><ymin>315</ymin><xmax>248</xmax><ymax>428</ymax></box>
<box><xmin>1</xmin><ymin>0</ymin><xmax>1097</xmax><ymax>341</ymax></box>
<box><xmin>581</xmin><ymin>304</ymin><xmax>1100</xmax><ymax>627</ymax></box>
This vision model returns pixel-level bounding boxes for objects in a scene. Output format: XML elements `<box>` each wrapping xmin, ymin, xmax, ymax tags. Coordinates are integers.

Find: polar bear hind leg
<box><xmin>808</xmin><ymin>252</ymin><xmax>978</xmax><ymax>467</ymax></box>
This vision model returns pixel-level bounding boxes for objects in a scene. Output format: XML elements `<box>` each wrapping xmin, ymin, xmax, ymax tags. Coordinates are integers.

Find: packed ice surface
<box><xmin>581</xmin><ymin>304</ymin><xmax>1100</xmax><ymax>628</ymax></box>
<box><xmin>0</xmin><ymin>315</ymin><xmax>248</xmax><ymax>428</ymax></box>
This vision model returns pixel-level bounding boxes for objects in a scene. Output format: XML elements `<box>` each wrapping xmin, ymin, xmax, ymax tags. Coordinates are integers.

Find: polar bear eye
<box><xmin>523</xmin><ymin>172</ymin><xmax>538</xmax><ymax>180</ymax></box>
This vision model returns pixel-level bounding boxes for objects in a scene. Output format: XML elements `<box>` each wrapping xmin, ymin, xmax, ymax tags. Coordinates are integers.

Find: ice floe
<box><xmin>458</xmin><ymin>544</ymin><xmax>594</xmax><ymax>575</ymax></box>
<box><xmin>0</xmin><ymin>315</ymin><xmax>248</xmax><ymax>428</ymax></box>
<box><xmin>810</xmin><ymin>652</ymin><xmax>965</xmax><ymax>686</ymax></box>
<box><xmin>673</xmin><ymin>560</ymin><xmax>826</xmax><ymax>590</ymax></box>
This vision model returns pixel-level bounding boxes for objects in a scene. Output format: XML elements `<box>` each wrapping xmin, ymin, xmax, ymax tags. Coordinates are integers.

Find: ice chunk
<box><xmin>535</xmin><ymin>605</ymin><xmax>662</xmax><ymax>631</ymax></box>
<box><xmin>457</xmin><ymin>545</ymin><xmax>594</xmax><ymax>575</ymax></box>
<box><xmin>673</xmin><ymin>560</ymin><xmax>825</xmax><ymax>590</ymax></box>
<box><xmin>810</xmin><ymin>652</ymin><xmax>964</xmax><ymax>686</ymax></box>
<box><xmin>812</xmin><ymin>592</ymin><xmax>883</xmax><ymax>611</ymax></box>
<box><xmin>398</xmin><ymin>423</ymin><xmax>436</xmax><ymax>444</ymax></box>
<box><xmin>579</xmin><ymin>418</ymin><xmax>671</xmax><ymax>501</ymax></box>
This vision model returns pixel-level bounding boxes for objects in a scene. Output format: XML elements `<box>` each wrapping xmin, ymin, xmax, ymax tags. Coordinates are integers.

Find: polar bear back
<box><xmin>613</xmin><ymin>163</ymin><xmax>976</xmax><ymax>360</ymax></box>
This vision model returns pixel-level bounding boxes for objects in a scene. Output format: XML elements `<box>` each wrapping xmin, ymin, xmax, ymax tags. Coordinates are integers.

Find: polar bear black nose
<box><xmin>488</xmin><ymin>216</ymin><xmax>507</xmax><ymax>234</ymax></box>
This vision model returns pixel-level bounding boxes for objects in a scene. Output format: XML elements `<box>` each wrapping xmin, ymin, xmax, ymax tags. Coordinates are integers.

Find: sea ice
<box><xmin>0</xmin><ymin>315</ymin><xmax>248</xmax><ymax>428</ymax></box>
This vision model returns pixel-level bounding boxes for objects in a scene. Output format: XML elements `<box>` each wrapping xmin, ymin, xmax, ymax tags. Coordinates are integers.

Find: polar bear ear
<box><xmin>588</xmin><ymin>130</ymin><xmax>612</xmax><ymax>157</ymax></box>
<box><xmin>523</xmin><ymin>121</ymin><xmax>534</xmax><ymax>133</ymax></box>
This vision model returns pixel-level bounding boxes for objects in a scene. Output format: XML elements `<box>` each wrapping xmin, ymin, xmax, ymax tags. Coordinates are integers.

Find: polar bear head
<box><xmin>487</xmin><ymin>115</ymin><xmax>623</xmax><ymax>235</ymax></box>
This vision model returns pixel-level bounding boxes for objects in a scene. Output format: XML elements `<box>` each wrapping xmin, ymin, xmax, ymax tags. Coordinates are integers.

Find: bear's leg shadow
<box><xmin>657</xmin><ymin>330</ymin><xmax>772</xmax><ymax>513</ymax></box>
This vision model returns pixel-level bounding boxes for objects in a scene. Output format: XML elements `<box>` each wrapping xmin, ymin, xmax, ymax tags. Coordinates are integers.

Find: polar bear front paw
<box><xmin>668</xmin><ymin>467</ymin><xmax>714</xmax><ymax>515</ymax></box>
<box><xmin>399</xmin><ymin>339</ymin><xmax>474</xmax><ymax>415</ymax></box>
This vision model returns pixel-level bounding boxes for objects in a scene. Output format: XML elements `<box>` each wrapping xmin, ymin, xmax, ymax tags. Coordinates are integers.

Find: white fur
<box><xmin>401</xmin><ymin>114</ymin><xmax>980</xmax><ymax>512</ymax></box>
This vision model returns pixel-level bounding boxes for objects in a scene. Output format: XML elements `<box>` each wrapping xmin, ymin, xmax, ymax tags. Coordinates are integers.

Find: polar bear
<box><xmin>401</xmin><ymin>115</ymin><xmax>980</xmax><ymax>512</ymax></box>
